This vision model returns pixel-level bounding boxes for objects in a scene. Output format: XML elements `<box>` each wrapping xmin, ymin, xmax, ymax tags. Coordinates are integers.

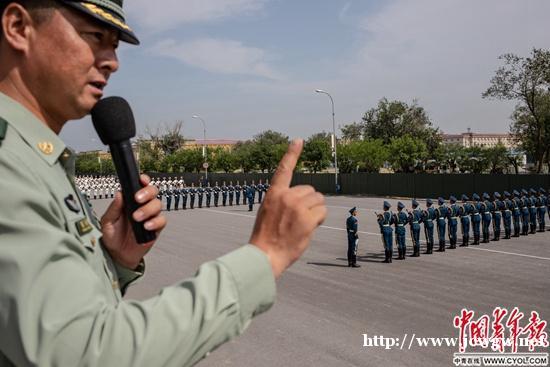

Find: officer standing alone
<box><xmin>346</xmin><ymin>207</ymin><xmax>360</xmax><ymax>268</ymax></box>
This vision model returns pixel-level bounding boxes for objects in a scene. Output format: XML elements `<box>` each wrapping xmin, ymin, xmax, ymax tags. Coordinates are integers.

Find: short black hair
<box><xmin>0</xmin><ymin>0</ymin><xmax>60</xmax><ymax>41</ymax></box>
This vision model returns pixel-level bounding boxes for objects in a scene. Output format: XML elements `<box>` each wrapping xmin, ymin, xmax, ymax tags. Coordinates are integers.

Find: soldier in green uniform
<box><xmin>0</xmin><ymin>2</ymin><xmax>327</xmax><ymax>366</ymax></box>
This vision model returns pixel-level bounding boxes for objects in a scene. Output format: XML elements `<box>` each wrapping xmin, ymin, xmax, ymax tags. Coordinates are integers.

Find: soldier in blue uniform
<box><xmin>458</xmin><ymin>195</ymin><xmax>471</xmax><ymax>247</ymax></box>
<box><xmin>448</xmin><ymin>196</ymin><xmax>459</xmax><ymax>249</ymax></box>
<box><xmin>241</xmin><ymin>181</ymin><xmax>249</xmax><ymax>205</ymax></box>
<box><xmin>250</xmin><ymin>180</ymin><xmax>257</xmax><ymax>203</ymax></box>
<box><xmin>481</xmin><ymin>193</ymin><xmax>492</xmax><ymax>243</ymax></box>
<box><xmin>520</xmin><ymin>189</ymin><xmax>530</xmax><ymax>235</ymax></box>
<box><xmin>257</xmin><ymin>180</ymin><xmax>265</xmax><ymax>203</ymax></box>
<box><xmin>537</xmin><ymin>188</ymin><xmax>547</xmax><ymax>232</ymax></box>
<box><xmin>246</xmin><ymin>183</ymin><xmax>255</xmax><ymax>211</ymax></box>
<box><xmin>346</xmin><ymin>207</ymin><xmax>360</xmax><ymax>268</ymax></box>
<box><xmin>228</xmin><ymin>181</ymin><xmax>235</xmax><ymax>206</ymax></box>
<box><xmin>205</xmin><ymin>183</ymin><xmax>212</xmax><ymax>208</ymax></box>
<box><xmin>422</xmin><ymin>198</ymin><xmax>435</xmax><ymax>254</ymax></box>
<box><xmin>181</xmin><ymin>183</ymin><xmax>189</xmax><ymax>210</ymax></box>
<box><xmin>264</xmin><ymin>179</ymin><xmax>271</xmax><ymax>193</ymax></box>
<box><xmin>221</xmin><ymin>181</ymin><xmax>228</xmax><ymax>206</ymax></box>
<box><xmin>174</xmin><ymin>183</ymin><xmax>181</xmax><ymax>211</ymax></box>
<box><xmin>511</xmin><ymin>190</ymin><xmax>522</xmax><ymax>237</ymax></box>
<box><xmin>490</xmin><ymin>192</ymin><xmax>502</xmax><ymax>241</ymax></box>
<box><xmin>377</xmin><ymin>201</ymin><xmax>394</xmax><ymax>263</ymax></box>
<box><xmin>435</xmin><ymin>197</ymin><xmax>449</xmax><ymax>252</ymax></box>
<box><xmin>189</xmin><ymin>183</ymin><xmax>196</xmax><ymax>209</ymax></box>
<box><xmin>394</xmin><ymin>202</ymin><xmax>408</xmax><ymax>260</ymax></box>
<box><xmin>235</xmin><ymin>181</ymin><xmax>242</xmax><ymax>206</ymax></box>
<box><xmin>197</xmin><ymin>184</ymin><xmax>205</xmax><ymax>209</ymax></box>
<box><xmin>470</xmin><ymin>194</ymin><xmax>482</xmax><ymax>245</ymax></box>
<box><xmin>529</xmin><ymin>188</ymin><xmax>538</xmax><ymax>234</ymax></box>
<box><xmin>166</xmin><ymin>186</ymin><xmax>173</xmax><ymax>211</ymax></box>
<box><xmin>502</xmin><ymin>191</ymin><xmax>513</xmax><ymax>239</ymax></box>
<box><xmin>408</xmin><ymin>200</ymin><xmax>422</xmax><ymax>257</ymax></box>
<box><xmin>213</xmin><ymin>182</ymin><xmax>220</xmax><ymax>207</ymax></box>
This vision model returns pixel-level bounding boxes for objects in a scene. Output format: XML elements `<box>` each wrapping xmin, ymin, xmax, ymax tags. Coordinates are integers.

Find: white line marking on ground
<box><xmin>318</xmin><ymin>225</ymin><xmax>379</xmax><ymax>236</ymax></box>
<box><xmin>202</xmin><ymin>208</ymin><xmax>550</xmax><ymax>260</ymax></box>
<box><xmin>464</xmin><ymin>247</ymin><xmax>550</xmax><ymax>261</ymax></box>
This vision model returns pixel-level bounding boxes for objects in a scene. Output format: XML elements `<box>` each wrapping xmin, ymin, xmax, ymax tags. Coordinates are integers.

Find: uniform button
<box><xmin>90</xmin><ymin>236</ymin><xmax>97</xmax><ymax>247</ymax></box>
<box><xmin>112</xmin><ymin>280</ymin><xmax>119</xmax><ymax>290</ymax></box>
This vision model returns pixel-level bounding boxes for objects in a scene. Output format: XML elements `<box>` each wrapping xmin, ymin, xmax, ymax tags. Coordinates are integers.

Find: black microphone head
<box><xmin>91</xmin><ymin>96</ymin><xmax>136</xmax><ymax>144</ymax></box>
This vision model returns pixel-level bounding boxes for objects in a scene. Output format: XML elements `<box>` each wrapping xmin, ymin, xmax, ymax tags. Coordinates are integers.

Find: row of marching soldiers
<box><xmin>376</xmin><ymin>188</ymin><xmax>548</xmax><ymax>264</ymax></box>
<box><xmin>150</xmin><ymin>177</ymin><xmax>270</xmax><ymax>212</ymax></box>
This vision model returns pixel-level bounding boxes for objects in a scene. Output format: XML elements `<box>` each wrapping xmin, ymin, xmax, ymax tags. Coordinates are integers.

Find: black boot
<box><xmin>351</xmin><ymin>262</ymin><xmax>361</xmax><ymax>268</ymax></box>
<box><xmin>427</xmin><ymin>242</ymin><xmax>433</xmax><ymax>254</ymax></box>
<box><xmin>389</xmin><ymin>250</ymin><xmax>393</xmax><ymax>263</ymax></box>
<box><xmin>402</xmin><ymin>248</ymin><xmax>406</xmax><ymax>259</ymax></box>
<box><xmin>438</xmin><ymin>241</ymin><xmax>445</xmax><ymax>252</ymax></box>
<box><xmin>382</xmin><ymin>250</ymin><xmax>390</xmax><ymax>263</ymax></box>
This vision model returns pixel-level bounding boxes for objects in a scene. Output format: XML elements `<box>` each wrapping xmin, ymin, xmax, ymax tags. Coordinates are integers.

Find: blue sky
<box><xmin>61</xmin><ymin>0</ymin><xmax>550</xmax><ymax>152</ymax></box>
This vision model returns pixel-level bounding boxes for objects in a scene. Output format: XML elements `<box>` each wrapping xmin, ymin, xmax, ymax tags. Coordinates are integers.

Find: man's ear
<box><xmin>2</xmin><ymin>3</ymin><xmax>35</xmax><ymax>54</ymax></box>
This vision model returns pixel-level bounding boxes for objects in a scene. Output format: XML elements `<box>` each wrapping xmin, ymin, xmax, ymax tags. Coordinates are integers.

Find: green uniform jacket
<box><xmin>0</xmin><ymin>92</ymin><xmax>276</xmax><ymax>367</ymax></box>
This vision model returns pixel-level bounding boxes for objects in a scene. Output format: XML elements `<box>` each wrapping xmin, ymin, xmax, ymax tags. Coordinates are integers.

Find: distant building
<box><xmin>183</xmin><ymin>139</ymin><xmax>240</xmax><ymax>151</ymax></box>
<box><xmin>442</xmin><ymin>129</ymin><xmax>517</xmax><ymax>149</ymax></box>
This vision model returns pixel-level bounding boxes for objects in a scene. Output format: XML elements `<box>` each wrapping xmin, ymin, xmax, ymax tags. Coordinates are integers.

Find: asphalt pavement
<box><xmin>92</xmin><ymin>195</ymin><xmax>550</xmax><ymax>367</ymax></box>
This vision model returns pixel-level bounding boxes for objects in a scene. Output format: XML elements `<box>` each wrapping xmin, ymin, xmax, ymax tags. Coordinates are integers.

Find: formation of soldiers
<box><xmin>76</xmin><ymin>175</ymin><xmax>120</xmax><ymax>200</ymax></box>
<box><xmin>148</xmin><ymin>177</ymin><xmax>271</xmax><ymax>212</ymax></box>
<box><xmin>376</xmin><ymin>188</ymin><xmax>549</xmax><ymax>264</ymax></box>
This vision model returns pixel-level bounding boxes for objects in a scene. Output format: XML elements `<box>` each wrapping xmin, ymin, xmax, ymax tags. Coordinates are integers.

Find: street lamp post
<box><xmin>315</xmin><ymin>89</ymin><xmax>339</xmax><ymax>193</ymax></box>
<box><xmin>192</xmin><ymin>115</ymin><xmax>208</xmax><ymax>180</ymax></box>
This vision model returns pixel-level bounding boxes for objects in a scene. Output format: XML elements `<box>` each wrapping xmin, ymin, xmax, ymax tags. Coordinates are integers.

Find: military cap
<box><xmin>411</xmin><ymin>199</ymin><xmax>419</xmax><ymax>208</ymax></box>
<box><xmin>503</xmin><ymin>191</ymin><xmax>511</xmax><ymax>198</ymax></box>
<box><xmin>522</xmin><ymin>189</ymin><xmax>528</xmax><ymax>195</ymax></box>
<box><xmin>539</xmin><ymin>188</ymin><xmax>546</xmax><ymax>194</ymax></box>
<box><xmin>57</xmin><ymin>0</ymin><xmax>139</xmax><ymax>45</ymax></box>
<box><xmin>426</xmin><ymin>198</ymin><xmax>433</xmax><ymax>206</ymax></box>
<box><xmin>449</xmin><ymin>196</ymin><xmax>457</xmax><ymax>203</ymax></box>
<box><xmin>349</xmin><ymin>206</ymin><xmax>357</xmax><ymax>214</ymax></box>
<box><xmin>530</xmin><ymin>188</ymin><xmax>537</xmax><ymax>195</ymax></box>
<box><xmin>383</xmin><ymin>201</ymin><xmax>391</xmax><ymax>209</ymax></box>
<box><xmin>472</xmin><ymin>193</ymin><xmax>480</xmax><ymax>201</ymax></box>
<box><xmin>482</xmin><ymin>192</ymin><xmax>490</xmax><ymax>200</ymax></box>
<box><xmin>397</xmin><ymin>201</ymin><xmax>405</xmax><ymax>210</ymax></box>
<box><xmin>438</xmin><ymin>197</ymin><xmax>445</xmax><ymax>205</ymax></box>
<box><xmin>512</xmin><ymin>190</ymin><xmax>520</xmax><ymax>196</ymax></box>
<box><xmin>493</xmin><ymin>192</ymin><xmax>501</xmax><ymax>199</ymax></box>
<box><xmin>461</xmin><ymin>194</ymin><xmax>469</xmax><ymax>201</ymax></box>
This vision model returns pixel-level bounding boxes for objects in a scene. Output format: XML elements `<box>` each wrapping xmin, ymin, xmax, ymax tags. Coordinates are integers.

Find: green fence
<box><xmin>148</xmin><ymin>172</ymin><xmax>550</xmax><ymax>198</ymax></box>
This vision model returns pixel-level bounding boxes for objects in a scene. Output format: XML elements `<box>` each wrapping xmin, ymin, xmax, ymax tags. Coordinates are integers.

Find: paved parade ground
<box><xmin>93</xmin><ymin>195</ymin><xmax>550</xmax><ymax>367</ymax></box>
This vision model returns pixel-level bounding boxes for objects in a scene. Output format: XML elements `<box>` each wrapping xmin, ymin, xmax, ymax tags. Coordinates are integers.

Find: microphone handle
<box><xmin>110</xmin><ymin>140</ymin><xmax>157</xmax><ymax>244</ymax></box>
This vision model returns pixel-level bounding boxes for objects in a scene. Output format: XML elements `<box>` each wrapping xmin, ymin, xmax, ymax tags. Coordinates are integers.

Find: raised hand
<box><xmin>249</xmin><ymin>139</ymin><xmax>327</xmax><ymax>278</ymax></box>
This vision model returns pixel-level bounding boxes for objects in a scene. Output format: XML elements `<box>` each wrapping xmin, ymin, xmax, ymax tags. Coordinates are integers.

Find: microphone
<box><xmin>91</xmin><ymin>96</ymin><xmax>156</xmax><ymax>244</ymax></box>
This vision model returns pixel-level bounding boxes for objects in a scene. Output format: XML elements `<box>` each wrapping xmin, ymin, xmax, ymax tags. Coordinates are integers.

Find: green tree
<box><xmin>336</xmin><ymin>143</ymin><xmax>356</xmax><ymax>173</ymax></box>
<box><xmin>354</xmin><ymin>139</ymin><xmax>388</xmax><ymax>172</ymax></box>
<box><xmin>483</xmin><ymin>48</ymin><xmax>550</xmax><ymax>172</ymax></box>
<box><xmin>75</xmin><ymin>152</ymin><xmax>100</xmax><ymax>175</ymax></box>
<box><xmin>340</xmin><ymin>122</ymin><xmax>363</xmax><ymax>142</ymax></box>
<box><xmin>233</xmin><ymin>141</ymin><xmax>256</xmax><ymax>173</ymax></box>
<box><xmin>388</xmin><ymin>135</ymin><xmax>428</xmax><ymax>173</ymax></box>
<box><xmin>302</xmin><ymin>132</ymin><xmax>331</xmax><ymax>173</ymax></box>
<box><xmin>349</xmin><ymin>98</ymin><xmax>441</xmax><ymax>155</ymax></box>
<box><xmin>251</xmin><ymin>130</ymin><xmax>290</xmax><ymax>172</ymax></box>
<box><xmin>146</xmin><ymin>121</ymin><xmax>186</xmax><ymax>156</ymax></box>
<box><xmin>212</xmin><ymin>148</ymin><xmax>236</xmax><ymax>173</ymax></box>
<box><xmin>483</xmin><ymin>143</ymin><xmax>510</xmax><ymax>174</ymax></box>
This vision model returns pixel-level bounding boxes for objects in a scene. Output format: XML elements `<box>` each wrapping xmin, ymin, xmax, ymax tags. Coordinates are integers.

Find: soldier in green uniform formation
<box><xmin>0</xmin><ymin>1</ymin><xmax>327</xmax><ymax>366</ymax></box>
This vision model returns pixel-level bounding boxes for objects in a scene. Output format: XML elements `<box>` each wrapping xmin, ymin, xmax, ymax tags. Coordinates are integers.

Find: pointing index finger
<box><xmin>270</xmin><ymin>139</ymin><xmax>303</xmax><ymax>188</ymax></box>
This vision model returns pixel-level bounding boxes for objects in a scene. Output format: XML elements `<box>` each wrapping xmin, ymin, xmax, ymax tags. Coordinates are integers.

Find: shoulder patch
<box><xmin>0</xmin><ymin>117</ymin><xmax>7</xmax><ymax>141</ymax></box>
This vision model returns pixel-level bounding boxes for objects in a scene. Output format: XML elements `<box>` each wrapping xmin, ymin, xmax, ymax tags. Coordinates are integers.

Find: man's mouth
<box><xmin>89</xmin><ymin>81</ymin><xmax>106</xmax><ymax>91</ymax></box>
